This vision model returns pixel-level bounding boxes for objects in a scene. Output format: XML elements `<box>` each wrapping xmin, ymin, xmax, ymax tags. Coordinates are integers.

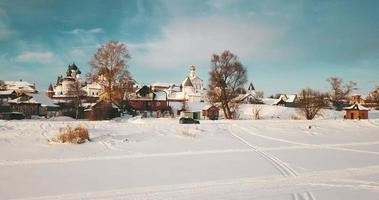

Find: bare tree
<box><xmin>207</xmin><ymin>50</ymin><xmax>247</xmax><ymax>119</ymax></box>
<box><xmin>327</xmin><ymin>77</ymin><xmax>357</xmax><ymax>110</ymax></box>
<box><xmin>67</xmin><ymin>80</ymin><xmax>86</xmax><ymax>119</ymax></box>
<box><xmin>297</xmin><ymin>88</ymin><xmax>328</xmax><ymax>120</ymax></box>
<box><xmin>368</xmin><ymin>85</ymin><xmax>379</xmax><ymax>106</ymax></box>
<box><xmin>88</xmin><ymin>41</ymin><xmax>132</xmax><ymax>105</ymax></box>
<box><xmin>0</xmin><ymin>80</ymin><xmax>5</xmax><ymax>90</ymax></box>
<box><xmin>252</xmin><ymin>105</ymin><xmax>263</xmax><ymax>120</ymax></box>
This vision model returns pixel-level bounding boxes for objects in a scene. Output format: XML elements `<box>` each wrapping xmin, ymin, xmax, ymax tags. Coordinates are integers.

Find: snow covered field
<box><xmin>1</xmin><ymin>117</ymin><xmax>379</xmax><ymax>199</ymax></box>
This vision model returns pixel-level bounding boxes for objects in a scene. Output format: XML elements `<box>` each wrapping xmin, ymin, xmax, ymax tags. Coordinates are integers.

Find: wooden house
<box><xmin>84</xmin><ymin>100</ymin><xmax>120</xmax><ymax>120</ymax></box>
<box><xmin>129</xmin><ymin>85</ymin><xmax>169</xmax><ymax>111</ymax></box>
<box><xmin>8</xmin><ymin>93</ymin><xmax>59</xmax><ymax>118</ymax></box>
<box><xmin>202</xmin><ymin>105</ymin><xmax>219</xmax><ymax>120</ymax></box>
<box><xmin>273</xmin><ymin>94</ymin><xmax>298</xmax><ymax>107</ymax></box>
<box><xmin>344</xmin><ymin>104</ymin><xmax>369</xmax><ymax>119</ymax></box>
<box><xmin>0</xmin><ymin>90</ymin><xmax>17</xmax><ymax>112</ymax></box>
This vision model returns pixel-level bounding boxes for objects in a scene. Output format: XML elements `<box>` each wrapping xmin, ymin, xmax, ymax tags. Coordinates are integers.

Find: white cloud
<box><xmin>129</xmin><ymin>16</ymin><xmax>285</xmax><ymax>69</ymax></box>
<box><xmin>16</xmin><ymin>51</ymin><xmax>55</xmax><ymax>63</ymax></box>
<box><xmin>64</xmin><ymin>28</ymin><xmax>103</xmax><ymax>35</ymax></box>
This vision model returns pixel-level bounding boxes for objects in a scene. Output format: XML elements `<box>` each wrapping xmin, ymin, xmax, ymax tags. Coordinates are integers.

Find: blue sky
<box><xmin>0</xmin><ymin>0</ymin><xmax>378</xmax><ymax>96</ymax></box>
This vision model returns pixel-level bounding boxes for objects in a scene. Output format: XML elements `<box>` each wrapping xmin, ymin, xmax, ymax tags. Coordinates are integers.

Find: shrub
<box><xmin>178</xmin><ymin>128</ymin><xmax>196</xmax><ymax>138</ymax></box>
<box><xmin>57</xmin><ymin>125</ymin><xmax>90</xmax><ymax>144</ymax></box>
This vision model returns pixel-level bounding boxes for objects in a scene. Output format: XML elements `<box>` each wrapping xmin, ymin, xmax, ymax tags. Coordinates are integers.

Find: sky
<box><xmin>0</xmin><ymin>0</ymin><xmax>378</xmax><ymax>96</ymax></box>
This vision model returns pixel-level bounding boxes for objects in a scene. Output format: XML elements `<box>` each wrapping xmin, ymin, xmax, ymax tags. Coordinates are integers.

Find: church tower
<box><xmin>189</xmin><ymin>65</ymin><xmax>196</xmax><ymax>79</ymax></box>
<box><xmin>46</xmin><ymin>83</ymin><xmax>55</xmax><ymax>98</ymax></box>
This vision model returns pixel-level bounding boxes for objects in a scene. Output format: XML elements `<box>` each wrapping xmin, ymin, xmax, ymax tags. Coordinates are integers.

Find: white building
<box><xmin>167</xmin><ymin>65</ymin><xmax>205</xmax><ymax>102</ymax></box>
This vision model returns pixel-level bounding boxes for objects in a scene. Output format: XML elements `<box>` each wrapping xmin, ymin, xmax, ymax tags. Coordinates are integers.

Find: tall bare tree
<box><xmin>88</xmin><ymin>41</ymin><xmax>131</xmax><ymax>105</ymax></box>
<box><xmin>297</xmin><ymin>88</ymin><xmax>328</xmax><ymax>120</ymax></box>
<box><xmin>67</xmin><ymin>80</ymin><xmax>86</xmax><ymax>119</ymax></box>
<box><xmin>327</xmin><ymin>77</ymin><xmax>357</xmax><ymax>110</ymax></box>
<box><xmin>207</xmin><ymin>50</ymin><xmax>247</xmax><ymax>119</ymax></box>
<box><xmin>0</xmin><ymin>80</ymin><xmax>6</xmax><ymax>90</ymax></box>
<box><xmin>368</xmin><ymin>85</ymin><xmax>379</xmax><ymax>106</ymax></box>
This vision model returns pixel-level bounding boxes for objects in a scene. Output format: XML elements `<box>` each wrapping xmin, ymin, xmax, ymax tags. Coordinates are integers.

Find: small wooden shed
<box><xmin>344</xmin><ymin>104</ymin><xmax>369</xmax><ymax>120</ymax></box>
<box><xmin>202</xmin><ymin>105</ymin><xmax>219</xmax><ymax>120</ymax></box>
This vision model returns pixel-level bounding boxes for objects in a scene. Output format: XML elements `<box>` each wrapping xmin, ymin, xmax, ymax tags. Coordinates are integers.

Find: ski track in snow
<box><xmin>10</xmin><ymin>165</ymin><xmax>379</xmax><ymax>200</ymax></box>
<box><xmin>226</xmin><ymin>124</ymin><xmax>316</xmax><ymax>200</ymax></box>
<box><xmin>237</xmin><ymin>125</ymin><xmax>379</xmax><ymax>156</ymax></box>
<box><xmin>1</xmin><ymin>120</ymin><xmax>379</xmax><ymax>199</ymax></box>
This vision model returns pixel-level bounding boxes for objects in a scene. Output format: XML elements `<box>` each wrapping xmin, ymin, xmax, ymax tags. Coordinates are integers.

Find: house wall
<box><xmin>202</xmin><ymin>107</ymin><xmax>219</xmax><ymax>120</ymax></box>
<box><xmin>345</xmin><ymin>110</ymin><xmax>368</xmax><ymax>119</ymax></box>
<box><xmin>10</xmin><ymin>103</ymin><xmax>40</xmax><ymax>118</ymax></box>
<box><xmin>130</xmin><ymin>100</ymin><xmax>168</xmax><ymax>111</ymax></box>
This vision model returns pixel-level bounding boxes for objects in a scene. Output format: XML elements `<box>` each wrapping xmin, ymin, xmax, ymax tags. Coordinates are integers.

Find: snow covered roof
<box><xmin>202</xmin><ymin>104</ymin><xmax>215</xmax><ymax>110</ymax></box>
<box><xmin>273</xmin><ymin>94</ymin><xmax>297</xmax><ymax>105</ymax></box>
<box><xmin>8</xmin><ymin>93</ymin><xmax>58</xmax><ymax>107</ymax></box>
<box><xmin>29</xmin><ymin>93</ymin><xmax>59</xmax><ymax>107</ymax></box>
<box><xmin>344</xmin><ymin>104</ymin><xmax>370</xmax><ymax>111</ymax></box>
<box><xmin>5</xmin><ymin>80</ymin><xmax>35</xmax><ymax>91</ymax></box>
<box><xmin>154</xmin><ymin>91</ymin><xmax>167</xmax><ymax>101</ymax></box>
<box><xmin>0</xmin><ymin>90</ymin><xmax>16</xmax><ymax>95</ymax></box>
<box><xmin>151</xmin><ymin>82</ymin><xmax>173</xmax><ymax>88</ymax></box>
<box><xmin>234</xmin><ymin>94</ymin><xmax>253</xmax><ymax>102</ymax></box>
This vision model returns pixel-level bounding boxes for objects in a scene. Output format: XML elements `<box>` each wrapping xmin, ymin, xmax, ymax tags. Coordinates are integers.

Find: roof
<box><xmin>202</xmin><ymin>104</ymin><xmax>217</xmax><ymax>110</ymax></box>
<box><xmin>234</xmin><ymin>94</ymin><xmax>253</xmax><ymax>102</ymax></box>
<box><xmin>29</xmin><ymin>93</ymin><xmax>59</xmax><ymax>107</ymax></box>
<box><xmin>248</xmin><ymin>82</ymin><xmax>255</xmax><ymax>91</ymax></box>
<box><xmin>182</xmin><ymin>77</ymin><xmax>193</xmax><ymax>87</ymax></box>
<box><xmin>47</xmin><ymin>83</ymin><xmax>54</xmax><ymax>91</ymax></box>
<box><xmin>4</xmin><ymin>80</ymin><xmax>35</xmax><ymax>91</ymax></box>
<box><xmin>344</xmin><ymin>104</ymin><xmax>370</xmax><ymax>111</ymax></box>
<box><xmin>151</xmin><ymin>82</ymin><xmax>173</xmax><ymax>88</ymax></box>
<box><xmin>8</xmin><ymin>93</ymin><xmax>58</xmax><ymax>107</ymax></box>
<box><xmin>154</xmin><ymin>91</ymin><xmax>167</xmax><ymax>101</ymax></box>
<box><xmin>273</xmin><ymin>94</ymin><xmax>297</xmax><ymax>105</ymax></box>
<box><xmin>0</xmin><ymin>90</ymin><xmax>16</xmax><ymax>95</ymax></box>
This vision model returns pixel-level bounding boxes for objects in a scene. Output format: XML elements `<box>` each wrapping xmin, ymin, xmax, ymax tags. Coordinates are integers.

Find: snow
<box><xmin>154</xmin><ymin>91</ymin><xmax>167</xmax><ymax>101</ymax></box>
<box><xmin>1</xmin><ymin>113</ymin><xmax>379</xmax><ymax>199</ymax></box>
<box><xmin>0</xmin><ymin>90</ymin><xmax>15</xmax><ymax>95</ymax></box>
<box><xmin>344</xmin><ymin>104</ymin><xmax>370</xmax><ymax>111</ymax></box>
<box><xmin>238</xmin><ymin>104</ymin><xmax>347</xmax><ymax>120</ymax></box>
<box><xmin>8</xmin><ymin>93</ymin><xmax>58</xmax><ymax>107</ymax></box>
<box><xmin>4</xmin><ymin>80</ymin><xmax>35</xmax><ymax>92</ymax></box>
<box><xmin>29</xmin><ymin>93</ymin><xmax>59</xmax><ymax>107</ymax></box>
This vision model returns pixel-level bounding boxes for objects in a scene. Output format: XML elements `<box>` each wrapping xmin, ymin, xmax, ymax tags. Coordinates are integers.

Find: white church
<box><xmin>167</xmin><ymin>65</ymin><xmax>206</xmax><ymax>102</ymax></box>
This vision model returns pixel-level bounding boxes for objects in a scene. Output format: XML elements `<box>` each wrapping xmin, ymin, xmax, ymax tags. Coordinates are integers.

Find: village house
<box><xmin>8</xmin><ymin>93</ymin><xmax>59</xmax><ymax>118</ymax></box>
<box><xmin>344</xmin><ymin>104</ymin><xmax>369</xmax><ymax>119</ymax></box>
<box><xmin>4</xmin><ymin>80</ymin><xmax>37</xmax><ymax>94</ymax></box>
<box><xmin>202</xmin><ymin>105</ymin><xmax>219</xmax><ymax>120</ymax></box>
<box><xmin>273</xmin><ymin>94</ymin><xmax>298</xmax><ymax>107</ymax></box>
<box><xmin>129</xmin><ymin>85</ymin><xmax>169</xmax><ymax>114</ymax></box>
<box><xmin>0</xmin><ymin>90</ymin><xmax>17</xmax><ymax>112</ymax></box>
<box><xmin>84</xmin><ymin>100</ymin><xmax>121</xmax><ymax>120</ymax></box>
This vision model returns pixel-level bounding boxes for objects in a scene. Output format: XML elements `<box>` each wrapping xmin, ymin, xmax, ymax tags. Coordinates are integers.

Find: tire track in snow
<box><xmin>0</xmin><ymin>149</ymin><xmax>253</xmax><ymax>166</ymax></box>
<box><xmin>10</xmin><ymin>165</ymin><xmax>379</xmax><ymax>200</ymax></box>
<box><xmin>226</xmin><ymin>124</ymin><xmax>316</xmax><ymax>200</ymax></box>
<box><xmin>238</xmin><ymin>125</ymin><xmax>379</xmax><ymax>156</ymax></box>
